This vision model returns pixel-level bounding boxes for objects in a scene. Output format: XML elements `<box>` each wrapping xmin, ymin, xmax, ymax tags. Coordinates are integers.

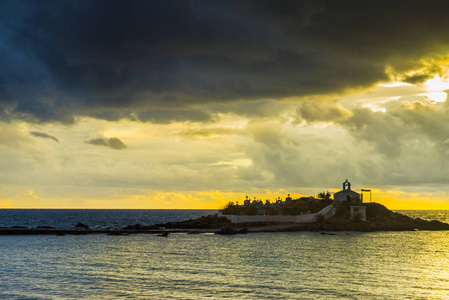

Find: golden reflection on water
<box><xmin>1</xmin><ymin>231</ymin><xmax>449</xmax><ymax>299</ymax></box>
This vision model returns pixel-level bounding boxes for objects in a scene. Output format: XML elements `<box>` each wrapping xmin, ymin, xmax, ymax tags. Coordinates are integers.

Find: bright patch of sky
<box><xmin>423</xmin><ymin>75</ymin><xmax>449</xmax><ymax>91</ymax></box>
<box><xmin>378</xmin><ymin>82</ymin><xmax>413</xmax><ymax>88</ymax></box>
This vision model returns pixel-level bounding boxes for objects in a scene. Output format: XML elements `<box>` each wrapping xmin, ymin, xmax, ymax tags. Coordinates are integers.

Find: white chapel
<box><xmin>333</xmin><ymin>179</ymin><xmax>360</xmax><ymax>203</ymax></box>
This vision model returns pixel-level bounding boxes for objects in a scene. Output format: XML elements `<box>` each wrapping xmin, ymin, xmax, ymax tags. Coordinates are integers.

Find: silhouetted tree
<box><xmin>317</xmin><ymin>191</ymin><xmax>331</xmax><ymax>201</ymax></box>
<box><xmin>220</xmin><ymin>201</ymin><xmax>239</xmax><ymax>215</ymax></box>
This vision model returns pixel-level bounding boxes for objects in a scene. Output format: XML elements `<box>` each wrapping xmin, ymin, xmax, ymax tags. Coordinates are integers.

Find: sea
<box><xmin>1</xmin><ymin>209</ymin><xmax>449</xmax><ymax>299</ymax></box>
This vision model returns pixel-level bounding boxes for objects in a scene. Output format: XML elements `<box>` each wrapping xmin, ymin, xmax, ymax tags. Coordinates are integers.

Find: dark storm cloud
<box><xmin>3</xmin><ymin>0</ymin><xmax>449</xmax><ymax>123</ymax></box>
<box><xmin>85</xmin><ymin>137</ymin><xmax>127</xmax><ymax>150</ymax></box>
<box><xmin>30</xmin><ymin>131</ymin><xmax>59</xmax><ymax>143</ymax></box>
<box><xmin>210</xmin><ymin>100</ymin><xmax>287</xmax><ymax>118</ymax></box>
<box><xmin>137</xmin><ymin>108</ymin><xmax>216</xmax><ymax>124</ymax></box>
<box><xmin>402</xmin><ymin>74</ymin><xmax>433</xmax><ymax>85</ymax></box>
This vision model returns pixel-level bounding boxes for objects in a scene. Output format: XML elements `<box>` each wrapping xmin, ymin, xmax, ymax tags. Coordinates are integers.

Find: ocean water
<box><xmin>396</xmin><ymin>210</ymin><xmax>449</xmax><ymax>224</ymax></box>
<box><xmin>1</xmin><ymin>210</ymin><xmax>449</xmax><ymax>299</ymax></box>
<box><xmin>0</xmin><ymin>209</ymin><xmax>218</xmax><ymax>229</ymax></box>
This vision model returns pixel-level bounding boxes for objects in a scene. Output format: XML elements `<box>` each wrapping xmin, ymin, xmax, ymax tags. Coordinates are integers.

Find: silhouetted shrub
<box><xmin>335</xmin><ymin>202</ymin><xmax>350</xmax><ymax>218</ymax></box>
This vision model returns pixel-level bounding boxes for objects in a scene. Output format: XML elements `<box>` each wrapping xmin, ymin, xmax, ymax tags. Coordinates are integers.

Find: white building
<box><xmin>333</xmin><ymin>179</ymin><xmax>360</xmax><ymax>203</ymax></box>
<box><xmin>334</xmin><ymin>179</ymin><xmax>367</xmax><ymax>221</ymax></box>
<box><xmin>350</xmin><ymin>206</ymin><xmax>367</xmax><ymax>221</ymax></box>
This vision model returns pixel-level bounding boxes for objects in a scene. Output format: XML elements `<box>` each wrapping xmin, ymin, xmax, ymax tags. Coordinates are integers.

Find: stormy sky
<box><xmin>2</xmin><ymin>0</ymin><xmax>449</xmax><ymax>208</ymax></box>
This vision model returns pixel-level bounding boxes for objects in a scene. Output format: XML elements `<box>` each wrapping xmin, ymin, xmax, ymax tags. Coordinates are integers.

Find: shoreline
<box><xmin>2</xmin><ymin>221</ymin><xmax>449</xmax><ymax>236</ymax></box>
<box><xmin>1</xmin><ymin>225</ymin><xmax>449</xmax><ymax>236</ymax></box>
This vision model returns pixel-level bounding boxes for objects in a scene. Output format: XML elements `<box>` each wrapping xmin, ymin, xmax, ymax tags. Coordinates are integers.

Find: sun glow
<box><xmin>378</xmin><ymin>81</ymin><xmax>412</xmax><ymax>88</ymax></box>
<box><xmin>423</xmin><ymin>75</ymin><xmax>449</xmax><ymax>92</ymax></box>
<box><xmin>420</xmin><ymin>92</ymin><xmax>447</xmax><ymax>102</ymax></box>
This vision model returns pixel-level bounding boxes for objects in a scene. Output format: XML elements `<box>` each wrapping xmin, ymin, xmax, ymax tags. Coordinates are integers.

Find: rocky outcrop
<box><xmin>75</xmin><ymin>222</ymin><xmax>90</xmax><ymax>229</ymax></box>
<box><xmin>123</xmin><ymin>223</ymin><xmax>157</xmax><ymax>230</ymax></box>
<box><xmin>156</xmin><ymin>214</ymin><xmax>231</xmax><ymax>229</ymax></box>
<box><xmin>216</xmin><ymin>226</ymin><xmax>248</xmax><ymax>235</ymax></box>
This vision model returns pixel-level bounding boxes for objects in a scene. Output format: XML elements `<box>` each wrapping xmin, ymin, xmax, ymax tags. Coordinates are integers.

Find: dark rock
<box><xmin>75</xmin><ymin>222</ymin><xmax>89</xmax><ymax>229</ymax></box>
<box><xmin>157</xmin><ymin>215</ymin><xmax>231</xmax><ymax>229</ymax></box>
<box><xmin>123</xmin><ymin>223</ymin><xmax>156</xmax><ymax>230</ymax></box>
<box><xmin>215</xmin><ymin>226</ymin><xmax>248</xmax><ymax>235</ymax></box>
<box><xmin>216</xmin><ymin>226</ymin><xmax>238</xmax><ymax>235</ymax></box>
<box><xmin>238</xmin><ymin>228</ymin><xmax>248</xmax><ymax>234</ymax></box>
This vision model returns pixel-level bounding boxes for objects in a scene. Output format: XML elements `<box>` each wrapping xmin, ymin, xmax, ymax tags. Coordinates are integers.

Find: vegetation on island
<box><xmin>220</xmin><ymin>192</ymin><xmax>332</xmax><ymax>216</ymax></box>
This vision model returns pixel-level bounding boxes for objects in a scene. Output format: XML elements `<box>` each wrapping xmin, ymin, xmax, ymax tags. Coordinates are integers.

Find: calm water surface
<box><xmin>397</xmin><ymin>210</ymin><xmax>449</xmax><ymax>224</ymax></box>
<box><xmin>1</xmin><ymin>231</ymin><xmax>449</xmax><ymax>299</ymax></box>
<box><xmin>1</xmin><ymin>210</ymin><xmax>449</xmax><ymax>299</ymax></box>
<box><xmin>0</xmin><ymin>209</ymin><xmax>218</xmax><ymax>228</ymax></box>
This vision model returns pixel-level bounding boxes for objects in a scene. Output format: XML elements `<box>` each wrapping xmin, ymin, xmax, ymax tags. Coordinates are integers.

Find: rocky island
<box><xmin>150</xmin><ymin>202</ymin><xmax>449</xmax><ymax>233</ymax></box>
